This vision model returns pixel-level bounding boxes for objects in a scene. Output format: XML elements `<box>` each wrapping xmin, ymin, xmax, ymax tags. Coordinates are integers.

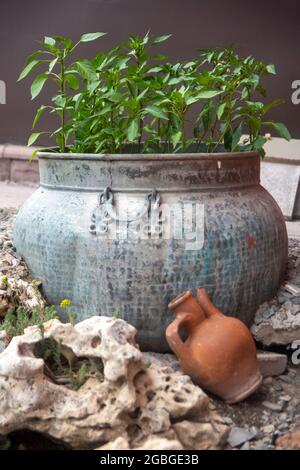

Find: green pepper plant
<box><xmin>19</xmin><ymin>33</ymin><xmax>291</xmax><ymax>157</ymax></box>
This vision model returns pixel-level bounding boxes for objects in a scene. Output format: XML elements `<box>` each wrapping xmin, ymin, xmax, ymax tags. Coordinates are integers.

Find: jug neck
<box><xmin>168</xmin><ymin>291</ymin><xmax>205</xmax><ymax>323</ymax></box>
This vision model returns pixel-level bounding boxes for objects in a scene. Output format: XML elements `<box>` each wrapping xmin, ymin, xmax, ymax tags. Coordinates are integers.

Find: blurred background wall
<box><xmin>0</xmin><ymin>0</ymin><xmax>299</xmax><ymax>144</ymax></box>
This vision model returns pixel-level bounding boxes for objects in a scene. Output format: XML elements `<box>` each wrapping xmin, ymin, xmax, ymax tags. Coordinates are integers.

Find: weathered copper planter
<box><xmin>14</xmin><ymin>150</ymin><xmax>287</xmax><ymax>351</ymax></box>
<box><xmin>166</xmin><ymin>289</ymin><xmax>262</xmax><ymax>403</ymax></box>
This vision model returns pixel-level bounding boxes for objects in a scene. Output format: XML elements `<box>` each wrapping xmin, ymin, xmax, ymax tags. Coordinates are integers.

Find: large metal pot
<box><xmin>14</xmin><ymin>151</ymin><xmax>287</xmax><ymax>351</ymax></box>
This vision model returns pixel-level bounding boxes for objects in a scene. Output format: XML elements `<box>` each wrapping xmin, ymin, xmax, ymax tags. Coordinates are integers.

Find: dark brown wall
<box><xmin>0</xmin><ymin>0</ymin><xmax>300</xmax><ymax>144</ymax></box>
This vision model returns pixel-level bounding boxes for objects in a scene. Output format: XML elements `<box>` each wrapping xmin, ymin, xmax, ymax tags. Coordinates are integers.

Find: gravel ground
<box><xmin>1</xmin><ymin>208</ymin><xmax>300</xmax><ymax>450</ymax></box>
<box><xmin>0</xmin><ymin>208</ymin><xmax>30</xmax><ymax>281</ymax></box>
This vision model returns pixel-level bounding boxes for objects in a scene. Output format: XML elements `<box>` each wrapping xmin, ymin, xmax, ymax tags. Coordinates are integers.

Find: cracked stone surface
<box><xmin>0</xmin><ymin>208</ymin><xmax>43</xmax><ymax>319</ymax></box>
<box><xmin>0</xmin><ymin>208</ymin><xmax>29</xmax><ymax>281</ymax></box>
<box><xmin>251</xmin><ymin>239</ymin><xmax>300</xmax><ymax>346</ymax></box>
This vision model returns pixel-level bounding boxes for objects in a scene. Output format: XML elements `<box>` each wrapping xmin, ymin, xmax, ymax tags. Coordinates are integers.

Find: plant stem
<box><xmin>138</xmin><ymin>114</ymin><xmax>144</xmax><ymax>153</ymax></box>
<box><xmin>181</xmin><ymin>113</ymin><xmax>186</xmax><ymax>150</ymax></box>
<box><xmin>211</xmin><ymin>116</ymin><xmax>217</xmax><ymax>140</ymax></box>
<box><xmin>60</xmin><ymin>56</ymin><xmax>66</xmax><ymax>153</ymax></box>
<box><xmin>211</xmin><ymin>131</ymin><xmax>227</xmax><ymax>153</ymax></box>
<box><xmin>110</xmin><ymin>109</ymin><xmax>115</xmax><ymax>152</ymax></box>
<box><xmin>164</xmin><ymin>113</ymin><xmax>171</xmax><ymax>153</ymax></box>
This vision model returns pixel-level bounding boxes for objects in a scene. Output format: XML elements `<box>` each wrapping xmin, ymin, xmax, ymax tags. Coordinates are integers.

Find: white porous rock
<box><xmin>96</xmin><ymin>436</ymin><xmax>130</xmax><ymax>450</ymax></box>
<box><xmin>0</xmin><ymin>316</ymin><xmax>143</xmax><ymax>448</ymax></box>
<box><xmin>134</xmin><ymin>363</ymin><xmax>209</xmax><ymax>437</ymax></box>
<box><xmin>173</xmin><ymin>414</ymin><xmax>229</xmax><ymax>450</ymax></box>
<box><xmin>133</xmin><ymin>435</ymin><xmax>183</xmax><ymax>450</ymax></box>
<box><xmin>96</xmin><ymin>435</ymin><xmax>183</xmax><ymax>450</ymax></box>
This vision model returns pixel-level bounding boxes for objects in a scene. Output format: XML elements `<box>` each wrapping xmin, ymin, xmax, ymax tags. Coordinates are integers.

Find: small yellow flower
<box><xmin>1</xmin><ymin>276</ymin><xmax>8</xmax><ymax>286</ymax></box>
<box><xmin>60</xmin><ymin>299</ymin><xmax>71</xmax><ymax>309</ymax></box>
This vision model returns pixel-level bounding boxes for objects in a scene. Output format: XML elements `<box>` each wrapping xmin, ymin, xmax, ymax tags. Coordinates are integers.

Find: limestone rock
<box><xmin>251</xmin><ymin>307</ymin><xmax>300</xmax><ymax>346</ymax></box>
<box><xmin>134</xmin><ymin>436</ymin><xmax>183</xmax><ymax>450</ymax></box>
<box><xmin>130</xmin><ymin>362</ymin><xmax>228</xmax><ymax>450</ymax></box>
<box><xmin>0</xmin><ymin>316</ymin><xmax>143</xmax><ymax>448</ymax></box>
<box><xmin>96</xmin><ymin>435</ymin><xmax>183</xmax><ymax>450</ymax></box>
<box><xmin>143</xmin><ymin>351</ymin><xmax>181</xmax><ymax>371</ymax></box>
<box><xmin>134</xmin><ymin>363</ymin><xmax>209</xmax><ymax>437</ymax></box>
<box><xmin>173</xmin><ymin>414</ymin><xmax>229</xmax><ymax>450</ymax></box>
<box><xmin>96</xmin><ymin>436</ymin><xmax>130</xmax><ymax>450</ymax></box>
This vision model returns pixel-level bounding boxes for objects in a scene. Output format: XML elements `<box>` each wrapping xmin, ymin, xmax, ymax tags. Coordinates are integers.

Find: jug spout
<box><xmin>196</xmin><ymin>288</ymin><xmax>223</xmax><ymax>318</ymax></box>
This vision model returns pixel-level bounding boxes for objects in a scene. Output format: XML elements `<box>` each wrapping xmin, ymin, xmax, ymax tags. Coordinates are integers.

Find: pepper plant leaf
<box><xmin>264</xmin><ymin>122</ymin><xmax>291</xmax><ymax>141</ymax></box>
<box><xmin>80</xmin><ymin>32</ymin><xmax>107</xmax><ymax>42</ymax></box>
<box><xmin>31</xmin><ymin>74</ymin><xmax>48</xmax><ymax>99</ymax></box>
<box><xmin>127</xmin><ymin>119</ymin><xmax>139</xmax><ymax>141</ymax></box>
<box><xmin>152</xmin><ymin>35</ymin><xmax>172</xmax><ymax>45</ymax></box>
<box><xmin>18</xmin><ymin>60</ymin><xmax>42</xmax><ymax>81</ymax></box>
<box><xmin>28</xmin><ymin>132</ymin><xmax>47</xmax><ymax>146</ymax></box>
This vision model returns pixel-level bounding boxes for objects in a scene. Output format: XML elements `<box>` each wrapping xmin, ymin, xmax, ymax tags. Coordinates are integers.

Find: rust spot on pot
<box><xmin>247</xmin><ymin>234</ymin><xmax>256</xmax><ymax>249</ymax></box>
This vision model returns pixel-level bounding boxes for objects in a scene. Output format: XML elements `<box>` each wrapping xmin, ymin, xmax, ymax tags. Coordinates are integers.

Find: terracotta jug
<box><xmin>166</xmin><ymin>289</ymin><xmax>262</xmax><ymax>404</ymax></box>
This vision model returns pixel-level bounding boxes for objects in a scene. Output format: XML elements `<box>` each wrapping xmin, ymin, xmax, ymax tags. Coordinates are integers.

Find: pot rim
<box><xmin>37</xmin><ymin>149</ymin><xmax>259</xmax><ymax>162</ymax></box>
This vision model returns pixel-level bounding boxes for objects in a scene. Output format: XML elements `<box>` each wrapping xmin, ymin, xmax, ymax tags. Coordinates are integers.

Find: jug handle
<box><xmin>165</xmin><ymin>312</ymin><xmax>191</xmax><ymax>357</ymax></box>
<box><xmin>196</xmin><ymin>288</ymin><xmax>223</xmax><ymax>318</ymax></box>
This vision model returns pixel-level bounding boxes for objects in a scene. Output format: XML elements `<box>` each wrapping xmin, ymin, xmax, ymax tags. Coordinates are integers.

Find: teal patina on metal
<box><xmin>13</xmin><ymin>151</ymin><xmax>288</xmax><ymax>351</ymax></box>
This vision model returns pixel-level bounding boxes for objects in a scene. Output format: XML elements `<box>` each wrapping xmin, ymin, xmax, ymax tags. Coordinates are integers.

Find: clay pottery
<box><xmin>166</xmin><ymin>289</ymin><xmax>262</xmax><ymax>404</ymax></box>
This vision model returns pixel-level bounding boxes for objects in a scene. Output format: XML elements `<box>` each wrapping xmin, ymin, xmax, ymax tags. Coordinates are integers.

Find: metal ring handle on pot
<box><xmin>101</xmin><ymin>187</ymin><xmax>160</xmax><ymax>223</ymax></box>
<box><xmin>90</xmin><ymin>187</ymin><xmax>161</xmax><ymax>234</ymax></box>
